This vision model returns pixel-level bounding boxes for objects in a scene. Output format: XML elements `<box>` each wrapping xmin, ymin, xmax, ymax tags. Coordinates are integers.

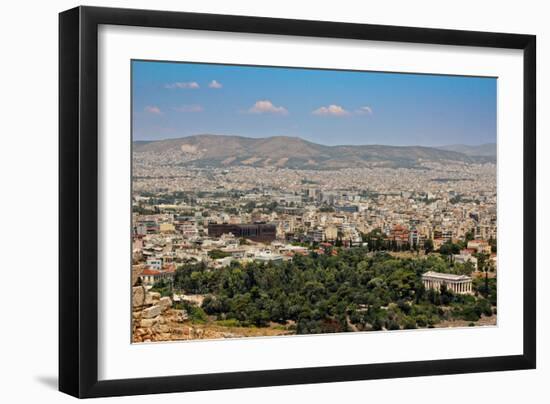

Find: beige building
<box><xmin>453</xmin><ymin>254</ymin><xmax>478</xmax><ymax>271</ymax></box>
<box><xmin>467</xmin><ymin>240</ymin><xmax>492</xmax><ymax>254</ymax></box>
<box><xmin>159</xmin><ymin>223</ymin><xmax>176</xmax><ymax>233</ymax></box>
<box><xmin>422</xmin><ymin>271</ymin><xmax>473</xmax><ymax>294</ymax></box>
<box><xmin>325</xmin><ymin>225</ymin><xmax>338</xmax><ymax>241</ymax></box>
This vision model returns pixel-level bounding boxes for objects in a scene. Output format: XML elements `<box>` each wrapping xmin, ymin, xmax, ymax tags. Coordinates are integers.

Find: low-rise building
<box><xmin>453</xmin><ymin>254</ymin><xmax>478</xmax><ymax>270</ymax></box>
<box><xmin>422</xmin><ymin>271</ymin><xmax>473</xmax><ymax>294</ymax></box>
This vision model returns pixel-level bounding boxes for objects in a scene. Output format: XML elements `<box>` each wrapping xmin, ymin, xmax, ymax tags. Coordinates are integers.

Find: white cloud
<box><xmin>144</xmin><ymin>105</ymin><xmax>162</xmax><ymax>115</ymax></box>
<box><xmin>172</xmin><ymin>105</ymin><xmax>204</xmax><ymax>113</ymax></box>
<box><xmin>164</xmin><ymin>81</ymin><xmax>200</xmax><ymax>89</ymax></box>
<box><xmin>208</xmin><ymin>80</ymin><xmax>223</xmax><ymax>89</ymax></box>
<box><xmin>312</xmin><ymin>104</ymin><xmax>350</xmax><ymax>116</ymax></box>
<box><xmin>248</xmin><ymin>100</ymin><xmax>288</xmax><ymax>115</ymax></box>
<box><xmin>356</xmin><ymin>106</ymin><xmax>373</xmax><ymax>115</ymax></box>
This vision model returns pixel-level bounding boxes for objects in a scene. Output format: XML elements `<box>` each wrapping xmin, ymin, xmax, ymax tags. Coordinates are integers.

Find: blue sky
<box><xmin>132</xmin><ymin>60</ymin><xmax>496</xmax><ymax>146</ymax></box>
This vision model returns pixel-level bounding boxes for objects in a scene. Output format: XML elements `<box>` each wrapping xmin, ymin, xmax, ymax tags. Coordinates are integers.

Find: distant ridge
<box><xmin>436</xmin><ymin>143</ymin><xmax>496</xmax><ymax>157</ymax></box>
<box><xmin>133</xmin><ymin>140</ymin><xmax>154</xmax><ymax>147</ymax></box>
<box><xmin>134</xmin><ymin>134</ymin><xmax>495</xmax><ymax>169</ymax></box>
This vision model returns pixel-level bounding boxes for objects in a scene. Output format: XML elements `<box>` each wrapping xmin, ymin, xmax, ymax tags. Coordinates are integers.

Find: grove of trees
<box><xmin>161</xmin><ymin>247</ymin><xmax>496</xmax><ymax>334</ymax></box>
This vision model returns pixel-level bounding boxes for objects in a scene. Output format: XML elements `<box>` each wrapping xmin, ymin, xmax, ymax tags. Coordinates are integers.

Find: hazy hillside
<box><xmin>133</xmin><ymin>134</ymin><xmax>495</xmax><ymax>169</ymax></box>
<box><xmin>436</xmin><ymin>143</ymin><xmax>496</xmax><ymax>157</ymax></box>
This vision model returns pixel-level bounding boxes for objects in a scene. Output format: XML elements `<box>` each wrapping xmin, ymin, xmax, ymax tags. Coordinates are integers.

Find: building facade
<box><xmin>421</xmin><ymin>271</ymin><xmax>473</xmax><ymax>294</ymax></box>
<box><xmin>208</xmin><ymin>222</ymin><xmax>277</xmax><ymax>242</ymax></box>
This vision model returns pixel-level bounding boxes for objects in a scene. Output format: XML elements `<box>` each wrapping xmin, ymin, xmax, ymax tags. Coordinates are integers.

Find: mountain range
<box><xmin>133</xmin><ymin>134</ymin><xmax>496</xmax><ymax>169</ymax></box>
<box><xmin>435</xmin><ymin>143</ymin><xmax>496</xmax><ymax>157</ymax></box>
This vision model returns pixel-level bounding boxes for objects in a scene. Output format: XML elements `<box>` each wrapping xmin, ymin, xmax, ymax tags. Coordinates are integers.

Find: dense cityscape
<box><xmin>130</xmin><ymin>60</ymin><xmax>497</xmax><ymax>342</ymax></box>
<box><xmin>131</xmin><ymin>136</ymin><xmax>497</xmax><ymax>342</ymax></box>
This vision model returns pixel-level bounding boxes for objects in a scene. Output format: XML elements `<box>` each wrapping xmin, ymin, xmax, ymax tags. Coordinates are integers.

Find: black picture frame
<box><xmin>59</xmin><ymin>5</ymin><xmax>536</xmax><ymax>398</ymax></box>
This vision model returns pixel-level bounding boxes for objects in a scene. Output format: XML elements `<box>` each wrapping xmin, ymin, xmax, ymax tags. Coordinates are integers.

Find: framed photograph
<box><xmin>59</xmin><ymin>6</ymin><xmax>536</xmax><ymax>398</ymax></box>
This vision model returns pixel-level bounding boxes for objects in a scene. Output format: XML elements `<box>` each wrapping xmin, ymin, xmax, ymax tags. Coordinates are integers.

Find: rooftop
<box><xmin>422</xmin><ymin>271</ymin><xmax>471</xmax><ymax>281</ymax></box>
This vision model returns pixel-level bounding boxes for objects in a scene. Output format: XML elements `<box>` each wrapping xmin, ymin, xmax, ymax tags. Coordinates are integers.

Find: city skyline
<box><xmin>131</xmin><ymin>59</ymin><xmax>497</xmax><ymax>342</ymax></box>
<box><xmin>132</xmin><ymin>60</ymin><xmax>497</xmax><ymax>147</ymax></box>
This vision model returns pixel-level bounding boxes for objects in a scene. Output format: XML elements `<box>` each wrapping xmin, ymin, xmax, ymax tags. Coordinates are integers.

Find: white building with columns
<box><xmin>421</xmin><ymin>271</ymin><xmax>473</xmax><ymax>294</ymax></box>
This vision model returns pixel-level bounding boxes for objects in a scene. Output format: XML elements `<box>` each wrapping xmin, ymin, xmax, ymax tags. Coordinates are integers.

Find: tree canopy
<box><xmin>171</xmin><ymin>248</ymin><xmax>495</xmax><ymax>333</ymax></box>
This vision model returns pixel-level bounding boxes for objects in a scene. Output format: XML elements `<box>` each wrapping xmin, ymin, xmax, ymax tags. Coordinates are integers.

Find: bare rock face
<box><xmin>140</xmin><ymin>316</ymin><xmax>160</xmax><ymax>328</ymax></box>
<box><xmin>132</xmin><ymin>290</ymin><xmax>176</xmax><ymax>342</ymax></box>
<box><xmin>133</xmin><ymin>287</ymin><xmax>161</xmax><ymax>307</ymax></box>
<box><xmin>189</xmin><ymin>327</ymin><xmax>205</xmax><ymax>339</ymax></box>
<box><xmin>142</xmin><ymin>305</ymin><xmax>161</xmax><ymax>319</ymax></box>
<box><xmin>159</xmin><ymin>296</ymin><xmax>172</xmax><ymax>312</ymax></box>
<box><xmin>135</xmin><ymin>328</ymin><xmax>147</xmax><ymax>337</ymax></box>
<box><xmin>173</xmin><ymin>309</ymin><xmax>189</xmax><ymax>322</ymax></box>
<box><xmin>149</xmin><ymin>292</ymin><xmax>161</xmax><ymax>302</ymax></box>
<box><xmin>132</xmin><ymin>286</ymin><xmax>147</xmax><ymax>308</ymax></box>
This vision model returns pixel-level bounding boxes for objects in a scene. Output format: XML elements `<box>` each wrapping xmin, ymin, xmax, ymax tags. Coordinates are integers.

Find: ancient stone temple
<box><xmin>421</xmin><ymin>271</ymin><xmax>473</xmax><ymax>294</ymax></box>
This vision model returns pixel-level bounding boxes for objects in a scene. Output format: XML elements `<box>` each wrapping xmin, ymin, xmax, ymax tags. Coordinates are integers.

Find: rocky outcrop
<box><xmin>142</xmin><ymin>305</ymin><xmax>161</xmax><ymax>319</ymax></box>
<box><xmin>132</xmin><ymin>286</ymin><xmax>186</xmax><ymax>343</ymax></box>
<box><xmin>159</xmin><ymin>296</ymin><xmax>172</xmax><ymax>312</ymax></box>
